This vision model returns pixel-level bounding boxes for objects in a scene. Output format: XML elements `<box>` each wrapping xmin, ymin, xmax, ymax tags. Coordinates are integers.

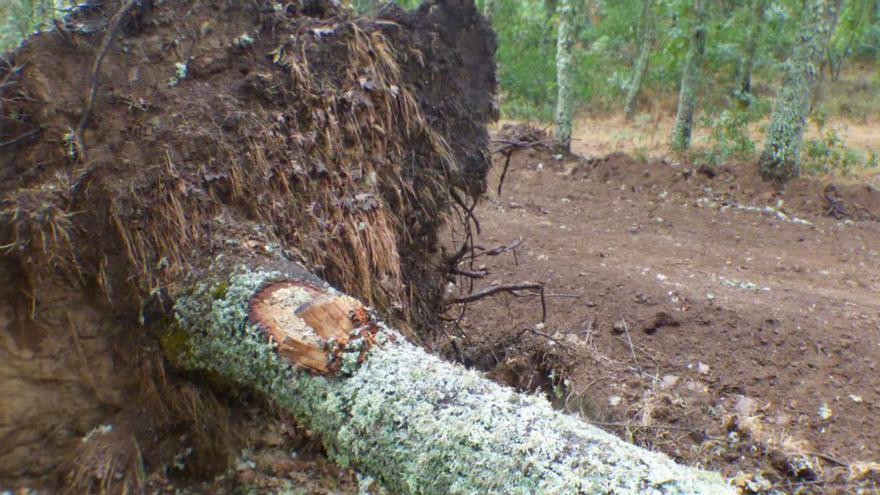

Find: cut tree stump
<box><xmin>171</xmin><ymin>251</ymin><xmax>735</xmax><ymax>495</ymax></box>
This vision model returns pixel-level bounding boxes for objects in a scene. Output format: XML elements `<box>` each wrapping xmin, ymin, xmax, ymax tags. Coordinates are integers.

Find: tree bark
<box><xmin>554</xmin><ymin>0</ymin><xmax>576</xmax><ymax>152</ymax></box>
<box><xmin>624</xmin><ymin>0</ymin><xmax>655</xmax><ymax>121</ymax></box>
<box><xmin>170</xmin><ymin>245</ymin><xmax>735</xmax><ymax>494</ymax></box>
<box><xmin>734</xmin><ymin>0</ymin><xmax>768</xmax><ymax>101</ymax></box>
<box><xmin>759</xmin><ymin>0</ymin><xmax>843</xmax><ymax>181</ymax></box>
<box><xmin>671</xmin><ymin>0</ymin><xmax>707</xmax><ymax>152</ymax></box>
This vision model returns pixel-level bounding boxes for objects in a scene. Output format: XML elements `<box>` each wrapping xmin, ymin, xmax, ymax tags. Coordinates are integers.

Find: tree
<box><xmin>1</xmin><ymin>0</ymin><xmax>61</xmax><ymax>51</ymax></box>
<box><xmin>170</xmin><ymin>248</ymin><xmax>736</xmax><ymax>494</ymax></box>
<box><xmin>734</xmin><ymin>0</ymin><xmax>769</xmax><ymax>102</ymax></box>
<box><xmin>554</xmin><ymin>0</ymin><xmax>577</xmax><ymax>152</ymax></box>
<box><xmin>759</xmin><ymin>0</ymin><xmax>843</xmax><ymax>181</ymax></box>
<box><xmin>671</xmin><ymin>0</ymin><xmax>707</xmax><ymax>152</ymax></box>
<box><xmin>624</xmin><ymin>0</ymin><xmax>656</xmax><ymax>120</ymax></box>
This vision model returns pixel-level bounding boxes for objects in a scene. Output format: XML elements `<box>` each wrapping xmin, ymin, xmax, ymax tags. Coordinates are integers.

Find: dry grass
<box><xmin>496</xmin><ymin>98</ymin><xmax>880</xmax><ymax>186</ymax></box>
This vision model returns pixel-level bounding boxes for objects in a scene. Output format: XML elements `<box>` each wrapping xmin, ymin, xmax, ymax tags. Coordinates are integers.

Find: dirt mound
<box><xmin>580</xmin><ymin>152</ymin><xmax>880</xmax><ymax>222</ymax></box>
<box><xmin>0</xmin><ymin>0</ymin><xmax>494</xmax><ymax>490</ymax></box>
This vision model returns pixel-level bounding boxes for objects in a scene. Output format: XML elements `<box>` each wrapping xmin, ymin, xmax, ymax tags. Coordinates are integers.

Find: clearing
<box><xmin>440</xmin><ymin>125</ymin><xmax>880</xmax><ymax>494</ymax></box>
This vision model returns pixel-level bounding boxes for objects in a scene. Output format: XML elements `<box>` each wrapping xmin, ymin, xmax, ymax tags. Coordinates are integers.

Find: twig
<box><xmin>450</xmin><ymin>267</ymin><xmax>487</xmax><ymax>279</ymax></box>
<box><xmin>810</xmin><ymin>451</ymin><xmax>849</xmax><ymax>467</ymax></box>
<box><xmin>74</xmin><ymin>0</ymin><xmax>140</xmax><ymax>160</ymax></box>
<box><xmin>497</xmin><ymin>149</ymin><xmax>513</xmax><ymax>197</ymax></box>
<box><xmin>621</xmin><ymin>319</ymin><xmax>638</xmax><ymax>367</ymax></box>
<box><xmin>0</xmin><ymin>129</ymin><xmax>41</xmax><ymax>149</ymax></box>
<box><xmin>491</xmin><ymin>138</ymin><xmax>553</xmax><ymax>197</ymax></box>
<box><xmin>588</xmin><ymin>421</ymin><xmax>708</xmax><ymax>434</ymax></box>
<box><xmin>473</xmin><ymin>238</ymin><xmax>523</xmax><ymax>258</ymax></box>
<box><xmin>515</xmin><ymin>325</ymin><xmax>570</xmax><ymax>348</ymax></box>
<box><xmin>445</xmin><ymin>282</ymin><xmax>546</xmax><ymax>322</ymax></box>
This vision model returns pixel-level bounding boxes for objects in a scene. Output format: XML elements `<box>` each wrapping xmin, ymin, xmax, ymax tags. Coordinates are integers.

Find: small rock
<box><xmin>660</xmin><ymin>374</ymin><xmax>680</xmax><ymax>389</ymax></box>
<box><xmin>696</xmin><ymin>362</ymin><xmax>711</xmax><ymax>375</ymax></box>
<box><xmin>735</xmin><ymin>395</ymin><xmax>758</xmax><ymax>417</ymax></box>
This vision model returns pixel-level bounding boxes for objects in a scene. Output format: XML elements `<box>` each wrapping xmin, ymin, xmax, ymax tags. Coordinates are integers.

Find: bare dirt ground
<box><xmin>439</xmin><ymin>127</ymin><xmax>880</xmax><ymax>494</ymax></box>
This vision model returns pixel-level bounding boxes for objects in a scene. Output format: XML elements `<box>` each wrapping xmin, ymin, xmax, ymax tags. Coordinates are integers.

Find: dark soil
<box><xmin>0</xmin><ymin>0</ymin><xmax>494</xmax><ymax>491</ymax></box>
<box><xmin>441</xmin><ymin>131</ymin><xmax>880</xmax><ymax>494</ymax></box>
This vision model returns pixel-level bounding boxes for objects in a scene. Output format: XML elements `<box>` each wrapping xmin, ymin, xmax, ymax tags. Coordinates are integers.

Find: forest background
<box><xmin>4</xmin><ymin>0</ymin><xmax>879</xmax><ymax>180</ymax></box>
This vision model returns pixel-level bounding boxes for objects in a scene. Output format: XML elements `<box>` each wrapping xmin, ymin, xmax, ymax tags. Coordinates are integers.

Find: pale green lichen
<box><xmin>554</xmin><ymin>0</ymin><xmax>576</xmax><ymax>152</ymax></box>
<box><xmin>232</xmin><ymin>33</ymin><xmax>254</xmax><ymax>48</ymax></box>
<box><xmin>174</xmin><ymin>267</ymin><xmax>735</xmax><ymax>494</ymax></box>
<box><xmin>671</xmin><ymin>16</ymin><xmax>706</xmax><ymax>152</ymax></box>
<box><xmin>760</xmin><ymin>0</ymin><xmax>842</xmax><ymax>180</ymax></box>
<box><xmin>168</xmin><ymin>61</ymin><xmax>188</xmax><ymax>87</ymax></box>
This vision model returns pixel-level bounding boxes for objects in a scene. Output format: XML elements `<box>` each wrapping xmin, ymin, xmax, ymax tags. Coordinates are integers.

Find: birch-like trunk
<box><xmin>554</xmin><ymin>0</ymin><xmax>576</xmax><ymax>152</ymax></box>
<box><xmin>624</xmin><ymin>0</ymin><xmax>655</xmax><ymax>121</ymax></box>
<box><xmin>759</xmin><ymin>0</ymin><xmax>842</xmax><ymax>181</ymax></box>
<box><xmin>671</xmin><ymin>1</ymin><xmax>707</xmax><ymax>152</ymax></box>
<box><xmin>170</xmin><ymin>246</ymin><xmax>735</xmax><ymax>494</ymax></box>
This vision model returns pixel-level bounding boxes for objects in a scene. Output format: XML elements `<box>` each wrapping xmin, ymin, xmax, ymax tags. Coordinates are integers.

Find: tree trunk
<box><xmin>171</xmin><ymin>248</ymin><xmax>735</xmax><ymax>494</ymax></box>
<box><xmin>624</xmin><ymin>0</ymin><xmax>655</xmax><ymax>121</ymax></box>
<box><xmin>554</xmin><ymin>0</ymin><xmax>576</xmax><ymax>152</ymax></box>
<box><xmin>759</xmin><ymin>0</ymin><xmax>842</xmax><ymax>181</ymax></box>
<box><xmin>734</xmin><ymin>0</ymin><xmax>768</xmax><ymax>101</ymax></box>
<box><xmin>671</xmin><ymin>1</ymin><xmax>707</xmax><ymax>152</ymax></box>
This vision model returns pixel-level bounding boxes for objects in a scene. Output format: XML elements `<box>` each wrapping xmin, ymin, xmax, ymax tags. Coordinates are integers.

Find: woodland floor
<box><xmin>437</xmin><ymin>129</ymin><xmax>880</xmax><ymax>494</ymax></box>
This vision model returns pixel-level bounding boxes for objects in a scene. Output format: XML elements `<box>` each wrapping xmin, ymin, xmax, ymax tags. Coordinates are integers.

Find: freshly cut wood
<box><xmin>172</xmin><ymin>253</ymin><xmax>735</xmax><ymax>494</ymax></box>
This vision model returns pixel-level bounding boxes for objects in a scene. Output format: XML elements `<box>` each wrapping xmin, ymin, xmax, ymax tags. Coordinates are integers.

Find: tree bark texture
<box><xmin>671</xmin><ymin>2</ymin><xmax>707</xmax><ymax>152</ymax></box>
<box><xmin>624</xmin><ymin>0</ymin><xmax>655</xmax><ymax>120</ymax></box>
<box><xmin>759</xmin><ymin>0</ymin><xmax>842</xmax><ymax>181</ymax></box>
<box><xmin>554</xmin><ymin>0</ymin><xmax>576</xmax><ymax>152</ymax></box>
<box><xmin>169</xmin><ymin>248</ymin><xmax>736</xmax><ymax>495</ymax></box>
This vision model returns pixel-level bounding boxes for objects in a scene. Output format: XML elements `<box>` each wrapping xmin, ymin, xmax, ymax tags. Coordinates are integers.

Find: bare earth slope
<box><xmin>447</xmin><ymin>136</ymin><xmax>880</xmax><ymax>494</ymax></box>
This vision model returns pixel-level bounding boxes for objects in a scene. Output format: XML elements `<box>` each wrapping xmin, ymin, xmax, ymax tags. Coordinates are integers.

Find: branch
<box><xmin>444</xmin><ymin>282</ymin><xmax>546</xmax><ymax>322</ymax></box>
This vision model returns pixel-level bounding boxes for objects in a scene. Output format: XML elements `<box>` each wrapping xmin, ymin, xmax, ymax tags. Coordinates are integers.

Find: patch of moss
<box><xmin>159</xmin><ymin>327</ymin><xmax>193</xmax><ymax>368</ymax></box>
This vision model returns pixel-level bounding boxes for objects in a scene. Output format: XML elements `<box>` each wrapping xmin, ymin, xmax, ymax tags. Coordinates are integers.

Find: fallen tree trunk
<box><xmin>171</xmin><ymin>246</ymin><xmax>734</xmax><ymax>494</ymax></box>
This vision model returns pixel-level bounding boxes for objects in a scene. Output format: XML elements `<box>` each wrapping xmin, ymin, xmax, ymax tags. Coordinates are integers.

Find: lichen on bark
<box><xmin>671</xmin><ymin>2</ymin><xmax>707</xmax><ymax>152</ymax></box>
<box><xmin>759</xmin><ymin>0</ymin><xmax>842</xmax><ymax>181</ymax></box>
<box><xmin>172</xmin><ymin>264</ymin><xmax>735</xmax><ymax>494</ymax></box>
<box><xmin>554</xmin><ymin>0</ymin><xmax>576</xmax><ymax>152</ymax></box>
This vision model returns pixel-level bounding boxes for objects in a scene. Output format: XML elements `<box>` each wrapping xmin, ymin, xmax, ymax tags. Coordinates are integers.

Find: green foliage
<box><xmin>697</xmin><ymin>108</ymin><xmax>759</xmax><ymax>166</ymax></box>
<box><xmin>0</xmin><ymin>0</ymin><xmax>62</xmax><ymax>52</ymax></box>
<box><xmin>492</xmin><ymin>0</ymin><xmax>563</xmax><ymax>120</ymax></box>
<box><xmin>802</xmin><ymin>129</ymin><xmax>879</xmax><ymax>176</ymax></box>
<box><xmin>349</xmin><ymin>0</ymin><xmax>421</xmax><ymax>14</ymax></box>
